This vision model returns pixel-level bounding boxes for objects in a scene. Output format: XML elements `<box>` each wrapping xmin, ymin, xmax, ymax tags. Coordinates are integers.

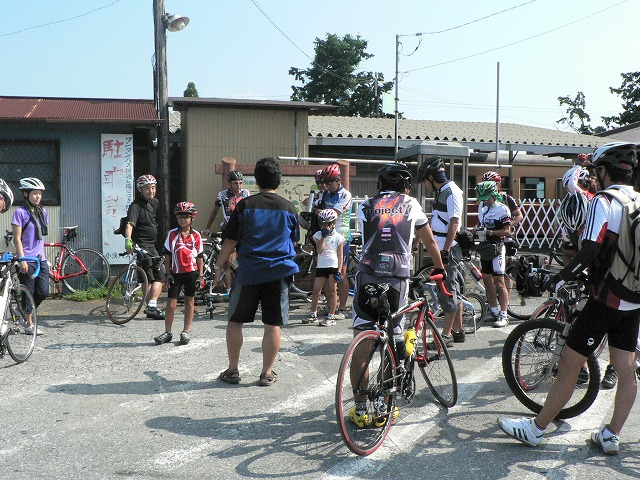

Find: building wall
<box><xmin>182</xmin><ymin>107</ymin><xmax>309</xmax><ymax>230</ymax></box>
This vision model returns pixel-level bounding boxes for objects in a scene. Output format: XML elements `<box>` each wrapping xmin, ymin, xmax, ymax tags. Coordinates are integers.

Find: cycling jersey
<box><xmin>478</xmin><ymin>201</ymin><xmax>512</xmax><ymax>241</ymax></box>
<box><xmin>320</xmin><ymin>186</ymin><xmax>352</xmax><ymax>240</ymax></box>
<box><xmin>164</xmin><ymin>227</ymin><xmax>204</xmax><ymax>274</ymax></box>
<box><xmin>216</xmin><ymin>188</ymin><xmax>250</xmax><ymax>231</ymax></box>
<box><xmin>565</xmin><ymin>165</ymin><xmax>595</xmax><ymax>200</ymax></box>
<box><xmin>430</xmin><ymin>181</ymin><xmax>463</xmax><ymax>250</ymax></box>
<box><xmin>127</xmin><ymin>197</ymin><xmax>159</xmax><ymax>248</ymax></box>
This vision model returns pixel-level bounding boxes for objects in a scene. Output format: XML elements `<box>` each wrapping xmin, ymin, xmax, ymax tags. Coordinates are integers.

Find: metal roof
<box><xmin>308</xmin><ymin>115</ymin><xmax>622</xmax><ymax>155</ymax></box>
<box><xmin>170</xmin><ymin>96</ymin><xmax>337</xmax><ymax>113</ymax></box>
<box><xmin>0</xmin><ymin>96</ymin><xmax>160</xmax><ymax>124</ymax></box>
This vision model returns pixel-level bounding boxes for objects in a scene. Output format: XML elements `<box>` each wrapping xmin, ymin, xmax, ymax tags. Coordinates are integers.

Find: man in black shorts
<box><xmin>124</xmin><ymin>174</ymin><xmax>165</xmax><ymax>319</ymax></box>
<box><xmin>214</xmin><ymin>158</ymin><xmax>299</xmax><ymax>387</ymax></box>
<box><xmin>498</xmin><ymin>142</ymin><xmax>640</xmax><ymax>455</ymax></box>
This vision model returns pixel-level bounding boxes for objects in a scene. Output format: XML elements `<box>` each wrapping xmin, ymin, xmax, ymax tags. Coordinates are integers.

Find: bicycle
<box><xmin>0</xmin><ymin>252</ymin><xmax>40</xmax><ymax>363</ymax></box>
<box><xmin>40</xmin><ymin>226</ymin><xmax>110</xmax><ymax>294</ymax></box>
<box><xmin>501</xmin><ymin>278</ymin><xmax>601</xmax><ymax>419</ymax></box>
<box><xmin>198</xmin><ymin>232</ymin><xmax>232</xmax><ymax>319</ymax></box>
<box><xmin>335</xmin><ymin>274</ymin><xmax>457</xmax><ymax>456</ymax></box>
<box><xmin>105</xmin><ymin>246</ymin><xmax>153</xmax><ymax>325</ymax></box>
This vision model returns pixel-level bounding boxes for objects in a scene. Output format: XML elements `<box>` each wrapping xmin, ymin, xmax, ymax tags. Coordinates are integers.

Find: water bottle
<box><xmin>404</xmin><ymin>328</ymin><xmax>417</xmax><ymax>357</ymax></box>
<box><xmin>470</xmin><ymin>263</ymin><xmax>483</xmax><ymax>281</ymax></box>
<box><xmin>306</xmin><ymin>191</ymin><xmax>315</xmax><ymax>213</ymax></box>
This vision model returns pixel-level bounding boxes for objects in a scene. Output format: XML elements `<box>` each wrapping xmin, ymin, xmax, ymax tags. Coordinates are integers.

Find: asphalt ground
<box><xmin>1</xmin><ymin>292</ymin><xmax>639</xmax><ymax>480</ymax></box>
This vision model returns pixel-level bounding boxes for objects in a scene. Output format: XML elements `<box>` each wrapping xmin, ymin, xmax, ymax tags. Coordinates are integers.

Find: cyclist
<box><xmin>349</xmin><ymin>162</ymin><xmax>445</xmax><ymax>427</ymax></box>
<box><xmin>498</xmin><ymin>142</ymin><xmax>640</xmax><ymax>456</ymax></box>
<box><xmin>11</xmin><ymin>177</ymin><xmax>49</xmax><ymax>335</ymax></box>
<box><xmin>417</xmin><ymin>156</ymin><xmax>464</xmax><ymax>345</ymax></box>
<box><xmin>124</xmin><ymin>174</ymin><xmax>165</xmax><ymax>319</ymax></box>
<box><xmin>315</xmin><ymin>164</ymin><xmax>352</xmax><ymax>319</ymax></box>
<box><xmin>202</xmin><ymin>170</ymin><xmax>250</xmax><ymax>294</ymax></box>
<box><xmin>0</xmin><ymin>179</ymin><xmax>13</xmax><ymax>215</ymax></box>
<box><xmin>301</xmin><ymin>169</ymin><xmax>327</xmax><ymax>242</ymax></box>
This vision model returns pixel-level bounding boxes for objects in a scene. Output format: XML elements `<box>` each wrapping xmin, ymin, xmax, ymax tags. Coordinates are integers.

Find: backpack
<box><xmin>515</xmin><ymin>254</ymin><xmax>547</xmax><ymax>297</ymax></box>
<box><xmin>601</xmin><ymin>189</ymin><xmax>640</xmax><ymax>301</ymax></box>
<box><xmin>455</xmin><ymin>228</ymin><xmax>475</xmax><ymax>255</ymax></box>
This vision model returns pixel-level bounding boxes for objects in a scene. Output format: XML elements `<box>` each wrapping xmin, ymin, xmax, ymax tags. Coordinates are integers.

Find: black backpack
<box><xmin>515</xmin><ymin>255</ymin><xmax>547</xmax><ymax>297</ymax></box>
<box><xmin>455</xmin><ymin>228</ymin><xmax>475</xmax><ymax>255</ymax></box>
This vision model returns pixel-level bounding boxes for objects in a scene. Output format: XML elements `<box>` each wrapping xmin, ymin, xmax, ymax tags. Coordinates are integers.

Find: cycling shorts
<box><xmin>167</xmin><ymin>271</ymin><xmax>199</xmax><ymax>299</ymax></box>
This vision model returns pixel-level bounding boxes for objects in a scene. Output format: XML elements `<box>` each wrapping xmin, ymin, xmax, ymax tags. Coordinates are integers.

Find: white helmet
<box><xmin>0</xmin><ymin>179</ymin><xmax>14</xmax><ymax>213</ymax></box>
<box><xmin>19</xmin><ymin>177</ymin><xmax>45</xmax><ymax>191</ymax></box>
<box><xmin>559</xmin><ymin>192</ymin><xmax>589</xmax><ymax>232</ymax></box>
<box><xmin>318</xmin><ymin>209</ymin><xmax>338</xmax><ymax>223</ymax></box>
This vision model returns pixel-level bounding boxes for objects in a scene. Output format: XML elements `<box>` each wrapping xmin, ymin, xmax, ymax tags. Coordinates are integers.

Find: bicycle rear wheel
<box><xmin>417</xmin><ymin>315</ymin><xmax>458</xmax><ymax>407</ymax></box>
<box><xmin>505</xmin><ymin>265</ymin><xmax>533</xmax><ymax>320</ymax></box>
<box><xmin>335</xmin><ymin>330</ymin><xmax>397</xmax><ymax>456</ymax></box>
<box><xmin>5</xmin><ymin>285</ymin><xmax>37</xmax><ymax>363</ymax></box>
<box><xmin>502</xmin><ymin>317</ymin><xmax>600</xmax><ymax>419</ymax></box>
<box><xmin>106</xmin><ymin>266</ymin><xmax>148</xmax><ymax>325</ymax></box>
<box><xmin>62</xmin><ymin>248</ymin><xmax>111</xmax><ymax>293</ymax></box>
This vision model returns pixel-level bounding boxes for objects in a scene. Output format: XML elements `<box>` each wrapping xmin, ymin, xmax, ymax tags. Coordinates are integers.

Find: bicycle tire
<box><xmin>5</xmin><ymin>285</ymin><xmax>37</xmax><ymax>363</ymax></box>
<box><xmin>505</xmin><ymin>264</ymin><xmax>533</xmax><ymax>320</ymax></box>
<box><xmin>417</xmin><ymin>315</ymin><xmax>458</xmax><ymax>407</ymax></box>
<box><xmin>502</xmin><ymin>317</ymin><xmax>600</xmax><ymax>419</ymax></box>
<box><xmin>106</xmin><ymin>266</ymin><xmax>148</xmax><ymax>325</ymax></box>
<box><xmin>335</xmin><ymin>330</ymin><xmax>397</xmax><ymax>456</ymax></box>
<box><xmin>462</xmin><ymin>292</ymin><xmax>487</xmax><ymax>334</ymax></box>
<box><xmin>61</xmin><ymin>248</ymin><xmax>111</xmax><ymax>293</ymax></box>
<box><xmin>529</xmin><ymin>299</ymin><xmax>560</xmax><ymax>321</ymax></box>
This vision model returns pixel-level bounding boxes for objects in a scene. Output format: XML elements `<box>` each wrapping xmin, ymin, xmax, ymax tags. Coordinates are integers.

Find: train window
<box><xmin>520</xmin><ymin>177</ymin><xmax>545</xmax><ymax>200</ymax></box>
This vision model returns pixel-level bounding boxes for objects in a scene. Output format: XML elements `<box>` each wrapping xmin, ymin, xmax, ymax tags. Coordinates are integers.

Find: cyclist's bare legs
<box><xmin>261</xmin><ymin>324</ymin><xmax>280</xmax><ymax>375</ymax></box>
<box><xmin>310</xmin><ymin>276</ymin><xmax>325</xmax><ymax>313</ymax></box>
<box><xmin>493</xmin><ymin>275</ymin><xmax>508</xmax><ymax>312</ymax></box>
<box><xmin>325</xmin><ymin>276</ymin><xmax>337</xmax><ymax>315</ymax></box>
<box><xmin>608</xmin><ymin>346</ymin><xmax>637</xmax><ymax>434</ymax></box>
<box><xmin>225</xmin><ymin>321</ymin><xmax>244</xmax><ymax>371</ymax></box>
<box><xmin>146</xmin><ymin>280</ymin><xmax>163</xmax><ymax>305</ymax></box>
<box><xmin>350</xmin><ymin>331</ymin><xmax>372</xmax><ymax>403</ymax></box>
<box><xmin>483</xmin><ymin>275</ymin><xmax>499</xmax><ymax>311</ymax></box>
<box><xmin>442</xmin><ymin>304</ymin><xmax>463</xmax><ymax>336</ymax></box>
<box><xmin>183</xmin><ymin>295</ymin><xmax>195</xmax><ymax>333</ymax></box>
<box><xmin>163</xmin><ymin>297</ymin><xmax>178</xmax><ymax>333</ymax></box>
<box><xmin>337</xmin><ymin>265</ymin><xmax>349</xmax><ymax>310</ymax></box>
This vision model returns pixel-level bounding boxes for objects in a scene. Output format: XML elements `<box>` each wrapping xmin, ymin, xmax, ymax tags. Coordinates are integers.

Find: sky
<box><xmin>2</xmin><ymin>0</ymin><xmax>638</xmax><ymax>132</ymax></box>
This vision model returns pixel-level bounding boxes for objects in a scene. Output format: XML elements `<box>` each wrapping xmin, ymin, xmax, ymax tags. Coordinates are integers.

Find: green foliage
<box><xmin>601</xmin><ymin>71</ymin><xmax>640</xmax><ymax>129</ymax></box>
<box><xmin>184</xmin><ymin>82</ymin><xmax>199</xmax><ymax>98</ymax></box>
<box><xmin>289</xmin><ymin>33</ymin><xmax>393</xmax><ymax>117</ymax></box>
<box><xmin>63</xmin><ymin>286</ymin><xmax>108</xmax><ymax>302</ymax></box>
<box><xmin>556</xmin><ymin>92</ymin><xmax>603</xmax><ymax>134</ymax></box>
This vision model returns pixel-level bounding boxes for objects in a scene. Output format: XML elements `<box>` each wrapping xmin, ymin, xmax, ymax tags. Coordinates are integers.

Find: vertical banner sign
<box><xmin>101</xmin><ymin>134</ymin><xmax>134</xmax><ymax>265</ymax></box>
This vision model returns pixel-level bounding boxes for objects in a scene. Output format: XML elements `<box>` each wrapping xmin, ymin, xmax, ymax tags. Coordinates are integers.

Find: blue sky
<box><xmin>3</xmin><ymin>0</ymin><xmax>637</xmax><ymax>131</ymax></box>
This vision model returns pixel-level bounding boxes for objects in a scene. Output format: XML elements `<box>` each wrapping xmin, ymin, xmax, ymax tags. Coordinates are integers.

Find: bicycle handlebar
<box><xmin>429</xmin><ymin>273</ymin><xmax>453</xmax><ymax>298</ymax></box>
<box><xmin>0</xmin><ymin>253</ymin><xmax>41</xmax><ymax>278</ymax></box>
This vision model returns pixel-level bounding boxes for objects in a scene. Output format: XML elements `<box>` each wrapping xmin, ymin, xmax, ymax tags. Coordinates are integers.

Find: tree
<box><xmin>601</xmin><ymin>71</ymin><xmax>640</xmax><ymax>128</ymax></box>
<box><xmin>289</xmin><ymin>34</ymin><xmax>393</xmax><ymax>117</ymax></box>
<box><xmin>183</xmin><ymin>82</ymin><xmax>199</xmax><ymax>97</ymax></box>
<box><xmin>556</xmin><ymin>92</ymin><xmax>605</xmax><ymax>134</ymax></box>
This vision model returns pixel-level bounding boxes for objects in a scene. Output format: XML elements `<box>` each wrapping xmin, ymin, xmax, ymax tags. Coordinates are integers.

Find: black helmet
<box><xmin>377</xmin><ymin>162</ymin><xmax>412</xmax><ymax>192</ymax></box>
<box><xmin>227</xmin><ymin>171</ymin><xmax>244</xmax><ymax>182</ymax></box>
<box><xmin>592</xmin><ymin>142</ymin><xmax>637</xmax><ymax>171</ymax></box>
<box><xmin>417</xmin><ymin>156</ymin><xmax>445</xmax><ymax>182</ymax></box>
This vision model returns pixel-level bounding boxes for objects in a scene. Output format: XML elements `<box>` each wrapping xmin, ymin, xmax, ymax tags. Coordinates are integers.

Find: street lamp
<box><xmin>153</xmin><ymin>0</ymin><xmax>189</xmax><ymax>236</ymax></box>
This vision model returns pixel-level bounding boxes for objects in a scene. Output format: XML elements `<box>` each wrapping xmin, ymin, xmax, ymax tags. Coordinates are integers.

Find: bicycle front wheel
<box><xmin>106</xmin><ymin>266</ymin><xmax>148</xmax><ymax>325</ymax></box>
<box><xmin>335</xmin><ymin>330</ymin><xmax>397</xmax><ymax>456</ymax></box>
<box><xmin>417</xmin><ymin>315</ymin><xmax>458</xmax><ymax>407</ymax></box>
<box><xmin>62</xmin><ymin>248</ymin><xmax>111</xmax><ymax>293</ymax></box>
<box><xmin>5</xmin><ymin>285</ymin><xmax>37</xmax><ymax>363</ymax></box>
<box><xmin>502</xmin><ymin>317</ymin><xmax>600</xmax><ymax>419</ymax></box>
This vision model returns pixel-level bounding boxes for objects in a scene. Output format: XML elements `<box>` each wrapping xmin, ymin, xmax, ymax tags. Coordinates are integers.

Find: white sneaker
<box><xmin>497</xmin><ymin>416</ymin><xmax>545</xmax><ymax>447</ymax></box>
<box><xmin>591</xmin><ymin>426</ymin><xmax>619</xmax><ymax>455</ymax></box>
<box><xmin>319</xmin><ymin>316</ymin><xmax>337</xmax><ymax>327</ymax></box>
<box><xmin>302</xmin><ymin>312</ymin><xmax>318</xmax><ymax>324</ymax></box>
<box><xmin>332</xmin><ymin>309</ymin><xmax>348</xmax><ymax>320</ymax></box>
<box><xmin>493</xmin><ymin>313</ymin><xmax>509</xmax><ymax>328</ymax></box>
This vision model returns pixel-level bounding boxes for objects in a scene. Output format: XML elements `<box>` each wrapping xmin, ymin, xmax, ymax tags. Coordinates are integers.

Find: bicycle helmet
<box><xmin>174</xmin><ymin>201</ymin><xmax>197</xmax><ymax>217</ymax></box>
<box><xmin>0</xmin><ymin>179</ymin><xmax>14</xmax><ymax>213</ymax></box>
<box><xmin>227</xmin><ymin>171</ymin><xmax>244</xmax><ymax>182</ymax></box>
<box><xmin>314</xmin><ymin>169</ymin><xmax>324</xmax><ymax>184</ymax></box>
<box><xmin>592</xmin><ymin>142</ymin><xmax>637</xmax><ymax>171</ymax></box>
<box><xmin>19</xmin><ymin>177</ymin><xmax>45</xmax><ymax>191</ymax></box>
<box><xmin>417</xmin><ymin>156</ymin><xmax>445</xmax><ymax>182</ymax></box>
<box><xmin>475</xmin><ymin>181</ymin><xmax>499</xmax><ymax>201</ymax></box>
<box><xmin>576</xmin><ymin>153</ymin><xmax>589</xmax><ymax>165</ymax></box>
<box><xmin>318</xmin><ymin>209</ymin><xmax>338</xmax><ymax>224</ymax></box>
<box><xmin>481</xmin><ymin>171</ymin><xmax>502</xmax><ymax>183</ymax></box>
<box><xmin>559</xmin><ymin>192</ymin><xmax>588</xmax><ymax>232</ymax></box>
<box><xmin>563</xmin><ymin>166</ymin><xmax>591</xmax><ymax>188</ymax></box>
<box><xmin>377</xmin><ymin>162</ymin><xmax>412</xmax><ymax>192</ymax></box>
<box><xmin>136</xmin><ymin>174</ymin><xmax>157</xmax><ymax>188</ymax></box>
<box><xmin>321</xmin><ymin>164</ymin><xmax>341</xmax><ymax>182</ymax></box>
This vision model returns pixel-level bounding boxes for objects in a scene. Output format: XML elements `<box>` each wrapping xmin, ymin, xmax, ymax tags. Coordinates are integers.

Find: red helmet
<box><xmin>136</xmin><ymin>174</ymin><xmax>157</xmax><ymax>188</ymax></box>
<box><xmin>321</xmin><ymin>164</ymin><xmax>341</xmax><ymax>182</ymax></box>
<box><xmin>174</xmin><ymin>201</ymin><xmax>197</xmax><ymax>217</ymax></box>
<box><xmin>481</xmin><ymin>171</ymin><xmax>502</xmax><ymax>183</ymax></box>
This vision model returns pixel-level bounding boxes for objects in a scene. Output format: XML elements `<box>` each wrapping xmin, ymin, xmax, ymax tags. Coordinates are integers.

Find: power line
<box><xmin>0</xmin><ymin>0</ymin><xmax>123</xmax><ymax>38</ymax></box>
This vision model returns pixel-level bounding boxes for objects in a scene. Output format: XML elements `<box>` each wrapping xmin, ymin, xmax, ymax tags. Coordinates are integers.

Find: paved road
<box><xmin>1</xmin><ymin>295</ymin><xmax>639</xmax><ymax>480</ymax></box>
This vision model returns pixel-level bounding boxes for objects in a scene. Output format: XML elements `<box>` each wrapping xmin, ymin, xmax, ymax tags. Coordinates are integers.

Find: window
<box><xmin>520</xmin><ymin>177</ymin><xmax>545</xmax><ymax>200</ymax></box>
<box><xmin>0</xmin><ymin>141</ymin><xmax>60</xmax><ymax>205</ymax></box>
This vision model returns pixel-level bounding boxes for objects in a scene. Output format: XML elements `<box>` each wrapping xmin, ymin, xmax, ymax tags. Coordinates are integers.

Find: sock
<box><xmin>532</xmin><ymin>419</ymin><xmax>546</xmax><ymax>433</ymax></box>
<box><xmin>148</xmin><ymin>300</ymin><xmax>157</xmax><ymax>308</ymax></box>
<box><xmin>499</xmin><ymin>311</ymin><xmax>507</xmax><ymax>317</ymax></box>
<box><xmin>491</xmin><ymin>306</ymin><xmax>499</xmax><ymax>315</ymax></box>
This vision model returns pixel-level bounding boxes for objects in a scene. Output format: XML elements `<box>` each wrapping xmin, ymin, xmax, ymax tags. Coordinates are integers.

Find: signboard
<box><xmin>101</xmin><ymin>134</ymin><xmax>134</xmax><ymax>264</ymax></box>
<box><xmin>242</xmin><ymin>175</ymin><xmax>317</xmax><ymax>213</ymax></box>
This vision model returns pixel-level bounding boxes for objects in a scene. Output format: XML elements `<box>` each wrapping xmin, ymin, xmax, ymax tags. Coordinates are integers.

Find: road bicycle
<box><xmin>105</xmin><ymin>246</ymin><xmax>155</xmax><ymax>325</ymax></box>
<box><xmin>41</xmin><ymin>226</ymin><xmax>110</xmax><ymax>294</ymax></box>
<box><xmin>198</xmin><ymin>232</ymin><xmax>233</xmax><ymax>319</ymax></box>
<box><xmin>501</xmin><ymin>278</ymin><xmax>601</xmax><ymax>419</ymax></box>
<box><xmin>0</xmin><ymin>252</ymin><xmax>40</xmax><ymax>363</ymax></box>
<box><xmin>335</xmin><ymin>274</ymin><xmax>457</xmax><ymax>456</ymax></box>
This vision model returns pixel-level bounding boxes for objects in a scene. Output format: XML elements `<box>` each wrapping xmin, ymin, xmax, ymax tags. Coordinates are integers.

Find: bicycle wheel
<box><xmin>462</xmin><ymin>292</ymin><xmax>487</xmax><ymax>334</ymax></box>
<box><xmin>502</xmin><ymin>317</ymin><xmax>600</xmax><ymax>419</ymax></box>
<box><xmin>5</xmin><ymin>285</ymin><xmax>37</xmax><ymax>363</ymax></box>
<box><xmin>62</xmin><ymin>248</ymin><xmax>111</xmax><ymax>293</ymax></box>
<box><xmin>505</xmin><ymin>265</ymin><xmax>533</xmax><ymax>320</ymax></box>
<box><xmin>335</xmin><ymin>330</ymin><xmax>397</xmax><ymax>456</ymax></box>
<box><xmin>106</xmin><ymin>266</ymin><xmax>148</xmax><ymax>325</ymax></box>
<box><xmin>417</xmin><ymin>315</ymin><xmax>458</xmax><ymax>407</ymax></box>
<box><xmin>529</xmin><ymin>299</ymin><xmax>560</xmax><ymax>321</ymax></box>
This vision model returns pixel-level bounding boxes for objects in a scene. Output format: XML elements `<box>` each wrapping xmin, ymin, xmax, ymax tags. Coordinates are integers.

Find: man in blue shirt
<box><xmin>214</xmin><ymin>158</ymin><xmax>299</xmax><ymax>387</ymax></box>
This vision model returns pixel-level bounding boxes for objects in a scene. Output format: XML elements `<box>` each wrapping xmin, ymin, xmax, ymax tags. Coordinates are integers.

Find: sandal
<box><xmin>218</xmin><ymin>368</ymin><xmax>241</xmax><ymax>384</ymax></box>
<box><xmin>259</xmin><ymin>371</ymin><xmax>278</xmax><ymax>386</ymax></box>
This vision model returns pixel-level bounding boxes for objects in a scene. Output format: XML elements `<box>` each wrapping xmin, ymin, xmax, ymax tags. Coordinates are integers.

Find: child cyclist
<box><xmin>304</xmin><ymin>209</ymin><xmax>346</xmax><ymax>327</ymax></box>
<box><xmin>154</xmin><ymin>202</ymin><xmax>204</xmax><ymax>345</ymax></box>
